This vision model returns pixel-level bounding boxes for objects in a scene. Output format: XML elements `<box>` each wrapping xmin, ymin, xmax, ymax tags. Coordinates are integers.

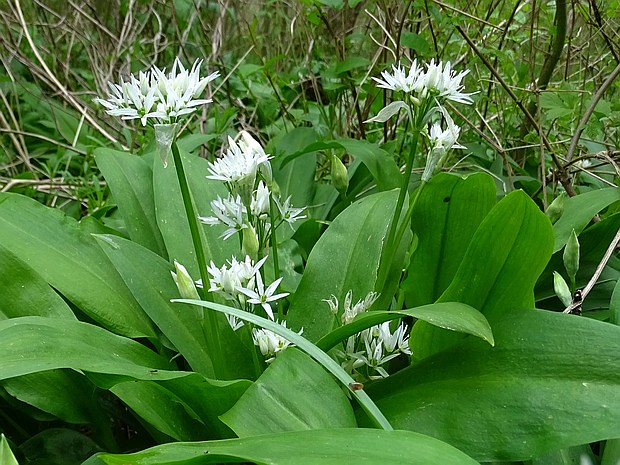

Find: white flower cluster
<box><xmin>252</xmin><ymin>320</ymin><xmax>303</xmax><ymax>363</ymax></box>
<box><xmin>199</xmin><ymin>131</ymin><xmax>306</xmax><ymax>249</ymax></box>
<box><xmin>371</xmin><ymin>59</ymin><xmax>475</xmax><ymax>180</ymax></box>
<box><xmin>325</xmin><ymin>290</ymin><xmax>411</xmax><ymax>381</ymax></box>
<box><xmin>95</xmin><ymin>58</ymin><xmax>219</xmax><ymax>126</ymax></box>
<box><xmin>204</xmin><ymin>255</ymin><xmax>288</xmax><ymax>322</ymax></box>
<box><xmin>372</xmin><ymin>59</ymin><xmax>473</xmax><ymax>105</ymax></box>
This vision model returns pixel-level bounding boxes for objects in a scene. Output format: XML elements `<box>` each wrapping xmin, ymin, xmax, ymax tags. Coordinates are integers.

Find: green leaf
<box><xmin>271</xmin><ymin>127</ymin><xmax>318</xmax><ymax>219</ymax></box>
<box><xmin>403</xmin><ymin>173</ymin><xmax>497</xmax><ymax>308</ymax></box>
<box><xmin>94</xmin><ymin>234</ymin><xmax>213</xmax><ymax>376</ymax></box>
<box><xmin>88</xmin><ymin>428</ymin><xmax>480</xmax><ymax>465</ymax></box>
<box><xmin>221</xmin><ymin>348</ymin><xmax>356</xmax><ymax>437</ymax></box>
<box><xmin>2</xmin><ymin>370</ymin><xmax>102</xmax><ymax>424</ymax></box>
<box><xmin>365</xmin><ymin>309</ymin><xmax>620</xmax><ymax>462</ymax></box>
<box><xmin>281</xmin><ymin>139</ymin><xmax>401</xmax><ymax>192</ymax></box>
<box><xmin>335</xmin><ymin>138</ymin><xmax>402</xmax><ymax>191</ymax></box>
<box><xmin>19</xmin><ymin>428</ymin><xmax>100</xmax><ymax>465</ymax></box>
<box><xmin>333</xmin><ymin>56</ymin><xmax>371</xmax><ymax>75</ymax></box>
<box><xmin>0</xmin><ymin>434</ymin><xmax>19</xmax><ymax>465</ymax></box>
<box><xmin>0</xmin><ymin>244</ymin><xmax>75</xmax><ymax>320</ymax></box>
<box><xmin>110</xmin><ymin>380</ymin><xmax>209</xmax><ymax>441</ymax></box>
<box><xmin>553</xmin><ymin>187</ymin><xmax>620</xmax><ymax>253</ymax></box>
<box><xmin>0</xmin><ymin>316</ymin><xmax>174</xmax><ymax>380</ymax></box>
<box><xmin>410</xmin><ymin>190</ymin><xmax>554</xmax><ymax>360</ymax></box>
<box><xmin>287</xmin><ymin>190</ymin><xmax>398</xmax><ymax>341</ymax></box>
<box><xmin>316</xmin><ymin>302</ymin><xmax>494</xmax><ymax>353</ymax></box>
<box><xmin>94</xmin><ymin>234</ymin><xmax>254</xmax><ymax>380</ymax></box>
<box><xmin>95</xmin><ymin>149</ymin><xmax>167</xmax><ymax>257</ymax></box>
<box><xmin>400</xmin><ymin>31</ymin><xmax>432</xmax><ymax>57</ymax></box>
<box><xmin>0</xmin><ymin>194</ymin><xmax>155</xmax><ymax>338</ymax></box>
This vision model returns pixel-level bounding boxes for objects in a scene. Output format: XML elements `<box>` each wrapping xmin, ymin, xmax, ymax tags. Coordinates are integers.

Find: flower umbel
<box><xmin>95</xmin><ymin>57</ymin><xmax>219</xmax><ymax>126</ymax></box>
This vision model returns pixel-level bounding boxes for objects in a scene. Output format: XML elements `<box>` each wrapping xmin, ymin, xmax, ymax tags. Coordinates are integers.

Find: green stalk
<box><xmin>375</xmin><ymin>130</ymin><xmax>420</xmax><ymax>294</ymax></box>
<box><xmin>170</xmin><ymin>141</ymin><xmax>224</xmax><ymax>378</ymax></box>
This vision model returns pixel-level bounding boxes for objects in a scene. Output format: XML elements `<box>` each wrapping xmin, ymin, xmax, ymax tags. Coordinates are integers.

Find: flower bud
<box><xmin>154</xmin><ymin>123</ymin><xmax>179</xmax><ymax>168</ymax></box>
<box><xmin>242</xmin><ymin>225</ymin><xmax>260</xmax><ymax>261</ymax></box>
<box><xmin>171</xmin><ymin>260</ymin><xmax>200</xmax><ymax>300</ymax></box>
<box><xmin>553</xmin><ymin>271</ymin><xmax>572</xmax><ymax>307</ymax></box>
<box><xmin>331</xmin><ymin>155</ymin><xmax>349</xmax><ymax>194</ymax></box>
<box><xmin>563</xmin><ymin>229</ymin><xmax>580</xmax><ymax>281</ymax></box>
<box><xmin>546</xmin><ymin>193</ymin><xmax>566</xmax><ymax>224</ymax></box>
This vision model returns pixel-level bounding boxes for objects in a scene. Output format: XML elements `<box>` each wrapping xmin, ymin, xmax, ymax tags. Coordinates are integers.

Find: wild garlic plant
<box><xmin>324</xmin><ymin>290</ymin><xmax>411</xmax><ymax>382</ymax></box>
<box><xmin>370</xmin><ymin>59</ymin><xmax>475</xmax><ymax>295</ymax></box>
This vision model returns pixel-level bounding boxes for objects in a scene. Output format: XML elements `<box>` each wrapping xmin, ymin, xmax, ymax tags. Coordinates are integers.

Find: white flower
<box><xmin>275</xmin><ymin>196</ymin><xmax>306</xmax><ymax>226</ymax></box>
<box><xmin>250</xmin><ymin>181</ymin><xmax>271</xmax><ymax>217</ymax></box>
<box><xmin>252</xmin><ymin>321</ymin><xmax>302</xmax><ymax>362</ymax></box>
<box><xmin>206</xmin><ymin>134</ymin><xmax>271</xmax><ymax>191</ymax></box>
<box><xmin>237</xmin><ymin>272</ymin><xmax>289</xmax><ymax>320</ymax></box>
<box><xmin>226</xmin><ymin>314</ymin><xmax>245</xmax><ymax>331</ymax></box>
<box><xmin>372</xmin><ymin>61</ymin><xmax>425</xmax><ymax>93</ymax></box>
<box><xmin>96</xmin><ymin>58</ymin><xmax>219</xmax><ymax>126</ymax></box>
<box><xmin>422</xmin><ymin>60</ymin><xmax>474</xmax><ymax>105</ymax></box>
<box><xmin>378</xmin><ymin>321</ymin><xmax>411</xmax><ymax>354</ymax></box>
<box><xmin>341</xmin><ymin>290</ymin><xmax>380</xmax><ymax>325</ymax></box>
<box><xmin>428</xmin><ymin>110</ymin><xmax>464</xmax><ymax>153</ymax></box>
<box><xmin>199</xmin><ymin>195</ymin><xmax>248</xmax><ymax>240</ymax></box>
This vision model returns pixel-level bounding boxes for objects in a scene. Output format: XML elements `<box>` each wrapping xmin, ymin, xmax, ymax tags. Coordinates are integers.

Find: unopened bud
<box><xmin>171</xmin><ymin>261</ymin><xmax>200</xmax><ymax>300</ymax></box>
<box><xmin>546</xmin><ymin>193</ymin><xmax>566</xmax><ymax>224</ymax></box>
<box><xmin>553</xmin><ymin>271</ymin><xmax>572</xmax><ymax>307</ymax></box>
<box><xmin>154</xmin><ymin>123</ymin><xmax>179</xmax><ymax>168</ymax></box>
<box><xmin>242</xmin><ymin>225</ymin><xmax>260</xmax><ymax>261</ymax></box>
<box><xmin>563</xmin><ymin>229</ymin><xmax>580</xmax><ymax>281</ymax></box>
<box><xmin>331</xmin><ymin>155</ymin><xmax>349</xmax><ymax>194</ymax></box>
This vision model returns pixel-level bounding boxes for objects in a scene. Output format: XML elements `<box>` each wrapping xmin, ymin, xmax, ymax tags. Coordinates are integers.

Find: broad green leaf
<box><xmin>287</xmin><ymin>190</ymin><xmax>398</xmax><ymax>341</ymax></box>
<box><xmin>155</xmin><ymin>374</ymin><xmax>251</xmax><ymax>439</ymax></box>
<box><xmin>410</xmin><ymin>190</ymin><xmax>554</xmax><ymax>359</ymax></box>
<box><xmin>94</xmin><ymin>234</ymin><xmax>213</xmax><ymax>376</ymax></box>
<box><xmin>2</xmin><ymin>370</ymin><xmax>103</xmax><ymax>424</ymax></box>
<box><xmin>335</xmin><ymin>138</ymin><xmax>401</xmax><ymax>191</ymax></box>
<box><xmin>281</xmin><ymin>139</ymin><xmax>401</xmax><ymax>192</ymax></box>
<box><xmin>271</xmin><ymin>127</ymin><xmax>318</xmax><ymax>217</ymax></box>
<box><xmin>0</xmin><ymin>434</ymin><xmax>19</xmax><ymax>465</ymax></box>
<box><xmin>111</xmin><ymin>380</ymin><xmax>209</xmax><ymax>441</ymax></box>
<box><xmin>175</xmin><ymin>133</ymin><xmax>218</xmax><ymax>153</ymax></box>
<box><xmin>602</xmin><ymin>438</ymin><xmax>620</xmax><ymax>465</ymax></box>
<box><xmin>94</xmin><ymin>234</ymin><xmax>254</xmax><ymax>380</ymax></box>
<box><xmin>87</xmin><ymin>428</ymin><xmax>480</xmax><ymax>465</ymax></box>
<box><xmin>528</xmin><ymin>445</ymin><xmax>595</xmax><ymax>465</ymax></box>
<box><xmin>403</xmin><ymin>172</ymin><xmax>497</xmax><ymax>308</ymax></box>
<box><xmin>0</xmin><ymin>244</ymin><xmax>75</xmax><ymax>320</ymax></box>
<box><xmin>152</xmin><ymin>149</ymin><xmax>236</xmax><ymax>279</ymax></box>
<box><xmin>365</xmin><ymin>309</ymin><xmax>620</xmax><ymax>462</ymax></box>
<box><xmin>0</xmin><ymin>317</ymin><xmax>174</xmax><ymax>380</ymax></box>
<box><xmin>221</xmin><ymin>348</ymin><xmax>356</xmax><ymax>437</ymax></box>
<box><xmin>19</xmin><ymin>428</ymin><xmax>100</xmax><ymax>465</ymax></box>
<box><xmin>0</xmin><ymin>194</ymin><xmax>155</xmax><ymax>338</ymax></box>
<box><xmin>95</xmin><ymin>149</ymin><xmax>167</xmax><ymax>257</ymax></box>
<box><xmin>553</xmin><ymin>187</ymin><xmax>620</xmax><ymax>253</ymax></box>
<box><xmin>316</xmin><ymin>302</ymin><xmax>494</xmax><ymax>353</ymax></box>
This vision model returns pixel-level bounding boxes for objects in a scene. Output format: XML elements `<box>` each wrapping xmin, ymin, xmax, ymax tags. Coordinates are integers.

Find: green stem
<box><xmin>393</xmin><ymin>181</ymin><xmax>426</xmax><ymax>258</ymax></box>
<box><xmin>376</xmin><ymin>130</ymin><xmax>420</xmax><ymax>294</ymax></box>
<box><xmin>171</xmin><ymin>140</ymin><xmax>223</xmax><ymax>378</ymax></box>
